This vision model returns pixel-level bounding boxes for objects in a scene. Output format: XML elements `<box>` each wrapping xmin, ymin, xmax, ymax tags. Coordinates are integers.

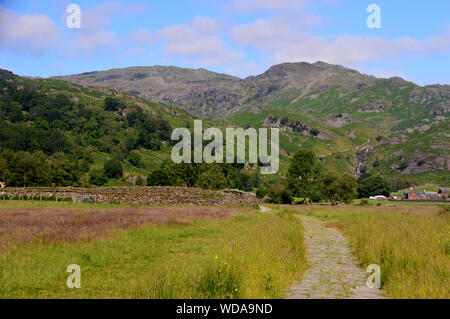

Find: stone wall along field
<box><xmin>0</xmin><ymin>186</ymin><xmax>258</xmax><ymax>206</ymax></box>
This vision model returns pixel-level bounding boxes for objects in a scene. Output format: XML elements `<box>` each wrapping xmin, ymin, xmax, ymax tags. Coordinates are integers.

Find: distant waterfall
<box><xmin>355</xmin><ymin>147</ymin><xmax>370</xmax><ymax>177</ymax></box>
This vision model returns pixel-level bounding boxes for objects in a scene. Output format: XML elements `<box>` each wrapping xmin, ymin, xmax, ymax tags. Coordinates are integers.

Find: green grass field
<box><xmin>285</xmin><ymin>204</ymin><xmax>450</xmax><ymax>298</ymax></box>
<box><xmin>0</xmin><ymin>203</ymin><xmax>305</xmax><ymax>299</ymax></box>
<box><xmin>1</xmin><ymin>200</ymin><xmax>449</xmax><ymax>299</ymax></box>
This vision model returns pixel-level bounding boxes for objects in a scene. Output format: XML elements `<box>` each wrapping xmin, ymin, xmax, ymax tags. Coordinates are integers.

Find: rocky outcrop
<box><xmin>327</xmin><ymin>113</ymin><xmax>358</xmax><ymax>128</ymax></box>
<box><xmin>263</xmin><ymin>115</ymin><xmax>331</xmax><ymax>139</ymax></box>
<box><xmin>399</xmin><ymin>150</ymin><xmax>449</xmax><ymax>174</ymax></box>
<box><xmin>357</xmin><ymin>103</ymin><xmax>384</xmax><ymax>113</ymax></box>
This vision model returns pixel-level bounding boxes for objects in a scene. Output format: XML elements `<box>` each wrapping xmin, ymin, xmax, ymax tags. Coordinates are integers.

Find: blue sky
<box><xmin>0</xmin><ymin>0</ymin><xmax>449</xmax><ymax>85</ymax></box>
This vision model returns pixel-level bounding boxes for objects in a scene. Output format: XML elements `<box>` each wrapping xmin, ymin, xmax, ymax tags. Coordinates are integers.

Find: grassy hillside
<box><xmin>0</xmin><ymin>69</ymin><xmax>190</xmax><ymax>187</ymax></box>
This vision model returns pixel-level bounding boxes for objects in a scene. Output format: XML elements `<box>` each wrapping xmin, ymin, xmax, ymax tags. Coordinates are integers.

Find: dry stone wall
<box><xmin>0</xmin><ymin>186</ymin><xmax>258</xmax><ymax>206</ymax></box>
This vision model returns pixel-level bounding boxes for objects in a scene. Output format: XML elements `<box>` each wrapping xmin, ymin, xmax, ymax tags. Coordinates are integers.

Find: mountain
<box><xmin>54</xmin><ymin>66</ymin><xmax>243</xmax><ymax>118</ymax></box>
<box><xmin>53</xmin><ymin>62</ymin><xmax>449</xmax><ymax>185</ymax></box>
<box><xmin>51</xmin><ymin>62</ymin><xmax>388</xmax><ymax>118</ymax></box>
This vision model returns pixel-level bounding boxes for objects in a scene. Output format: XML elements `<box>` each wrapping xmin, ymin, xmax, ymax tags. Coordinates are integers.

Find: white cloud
<box><xmin>364</xmin><ymin>67</ymin><xmax>406</xmax><ymax>79</ymax></box>
<box><xmin>60</xmin><ymin>3</ymin><xmax>125</xmax><ymax>57</ymax></box>
<box><xmin>124</xmin><ymin>47</ymin><xmax>145</xmax><ymax>56</ymax></box>
<box><xmin>267</xmin><ymin>33</ymin><xmax>450</xmax><ymax>67</ymax></box>
<box><xmin>192</xmin><ymin>16</ymin><xmax>224</xmax><ymax>35</ymax></box>
<box><xmin>0</xmin><ymin>4</ymin><xmax>144</xmax><ymax>58</ymax></box>
<box><xmin>231</xmin><ymin>17</ymin><xmax>450</xmax><ymax>68</ymax></box>
<box><xmin>0</xmin><ymin>7</ymin><xmax>59</xmax><ymax>55</ymax></box>
<box><xmin>129</xmin><ymin>29</ymin><xmax>154</xmax><ymax>45</ymax></box>
<box><xmin>158</xmin><ymin>17</ymin><xmax>242</xmax><ymax>67</ymax></box>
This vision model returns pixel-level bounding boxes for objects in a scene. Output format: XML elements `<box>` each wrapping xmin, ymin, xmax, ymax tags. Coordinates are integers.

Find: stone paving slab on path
<box><xmin>285</xmin><ymin>215</ymin><xmax>387</xmax><ymax>299</ymax></box>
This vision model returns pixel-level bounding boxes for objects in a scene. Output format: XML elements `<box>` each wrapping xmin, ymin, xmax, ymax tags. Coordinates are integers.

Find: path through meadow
<box><xmin>285</xmin><ymin>214</ymin><xmax>387</xmax><ymax>299</ymax></box>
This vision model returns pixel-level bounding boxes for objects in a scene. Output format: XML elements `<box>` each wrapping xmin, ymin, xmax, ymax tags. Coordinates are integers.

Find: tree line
<box><xmin>263</xmin><ymin>149</ymin><xmax>393</xmax><ymax>205</ymax></box>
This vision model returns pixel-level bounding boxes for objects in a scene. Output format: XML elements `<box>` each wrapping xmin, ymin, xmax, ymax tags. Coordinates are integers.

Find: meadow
<box><xmin>284</xmin><ymin>204</ymin><xmax>450</xmax><ymax>299</ymax></box>
<box><xmin>0</xmin><ymin>201</ymin><xmax>306</xmax><ymax>298</ymax></box>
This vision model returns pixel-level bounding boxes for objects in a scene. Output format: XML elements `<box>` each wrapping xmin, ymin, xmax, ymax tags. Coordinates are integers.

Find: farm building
<box><xmin>438</xmin><ymin>189</ymin><xmax>450</xmax><ymax>199</ymax></box>
<box><xmin>406</xmin><ymin>190</ymin><xmax>440</xmax><ymax>200</ymax></box>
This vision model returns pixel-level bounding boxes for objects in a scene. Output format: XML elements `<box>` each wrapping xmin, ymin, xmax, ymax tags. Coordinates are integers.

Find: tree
<box><xmin>104</xmin><ymin>97</ymin><xmax>123</xmax><ymax>111</ymax></box>
<box><xmin>309</xmin><ymin>128</ymin><xmax>320</xmax><ymax>136</ymax></box>
<box><xmin>128</xmin><ymin>151</ymin><xmax>144</xmax><ymax>168</ymax></box>
<box><xmin>398</xmin><ymin>161</ymin><xmax>408</xmax><ymax>171</ymax></box>
<box><xmin>89</xmin><ymin>168</ymin><xmax>107</xmax><ymax>186</ymax></box>
<box><xmin>373</xmin><ymin>159</ymin><xmax>380</xmax><ymax>167</ymax></box>
<box><xmin>0</xmin><ymin>156</ymin><xmax>12</xmax><ymax>185</ymax></box>
<box><xmin>357</xmin><ymin>175</ymin><xmax>390</xmax><ymax>198</ymax></box>
<box><xmin>309</xmin><ymin>183</ymin><xmax>323</xmax><ymax>203</ymax></box>
<box><xmin>287</xmin><ymin>149</ymin><xmax>320</xmax><ymax>200</ymax></box>
<box><xmin>50</xmin><ymin>153</ymin><xmax>80</xmax><ymax>186</ymax></box>
<box><xmin>104</xmin><ymin>159</ymin><xmax>123</xmax><ymax>179</ymax></box>
<box><xmin>267</xmin><ymin>181</ymin><xmax>292</xmax><ymax>204</ymax></box>
<box><xmin>388</xmin><ymin>175</ymin><xmax>413</xmax><ymax>192</ymax></box>
<box><xmin>147</xmin><ymin>169</ymin><xmax>174</xmax><ymax>186</ymax></box>
<box><xmin>320</xmin><ymin>172</ymin><xmax>357</xmax><ymax>205</ymax></box>
<box><xmin>194</xmin><ymin>166</ymin><xmax>228</xmax><ymax>190</ymax></box>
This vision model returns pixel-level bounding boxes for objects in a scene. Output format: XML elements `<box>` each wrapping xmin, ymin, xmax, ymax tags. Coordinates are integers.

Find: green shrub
<box><xmin>128</xmin><ymin>151</ymin><xmax>144</xmax><ymax>168</ymax></box>
<box><xmin>267</xmin><ymin>182</ymin><xmax>292</xmax><ymax>204</ymax></box>
<box><xmin>359</xmin><ymin>198</ymin><xmax>369</xmax><ymax>206</ymax></box>
<box><xmin>255</xmin><ymin>188</ymin><xmax>266</xmax><ymax>199</ymax></box>
<box><xmin>398</xmin><ymin>161</ymin><xmax>408</xmax><ymax>171</ymax></box>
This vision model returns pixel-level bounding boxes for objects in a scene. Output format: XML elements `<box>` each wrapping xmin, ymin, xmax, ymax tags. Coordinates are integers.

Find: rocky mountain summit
<box><xmin>53</xmin><ymin>61</ymin><xmax>379</xmax><ymax>118</ymax></box>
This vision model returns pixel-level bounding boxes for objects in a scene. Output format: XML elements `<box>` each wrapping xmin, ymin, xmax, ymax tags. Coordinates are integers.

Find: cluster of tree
<box><xmin>0</xmin><ymin>150</ymin><xmax>81</xmax><ymax>187</ymax></box>
<box><xmin>263</xmin><ymin>149</ymin><xmax>396</xmax><ymax>205</ymax></box>
<box><xmin>0</xmin><ymin>70</ymin><xmax>173</xmax><ymax>187</ymax></box>
<box><xmin>264</xmin><ymin>149</ymin><xmax>358</xmax><ymax>205</ymax></box>
<box><xmin>267</xmin><ymin>115</ymin><xmax>320</xmax><ymax>136</ymax></box>
<box><xmin>357</xmin><ymin>174</ymin><xmax>390</xmax><ymax>198</ymax></box>
<box><xmin>147</xmin><ymin>160</ymin><xmax>260</xmax><ymax>191</ymax></box>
